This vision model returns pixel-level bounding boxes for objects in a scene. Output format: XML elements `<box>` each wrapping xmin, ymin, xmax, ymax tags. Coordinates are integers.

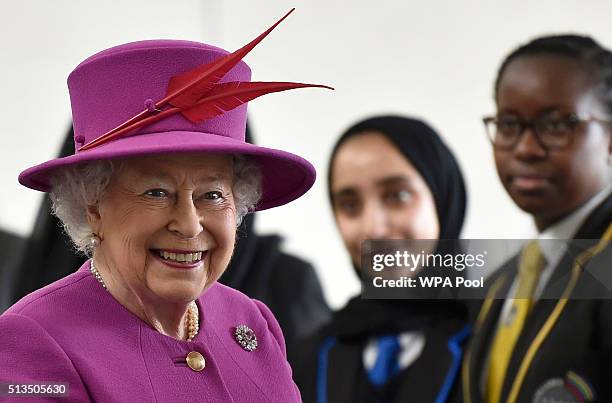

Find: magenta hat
<box><xmin>18</xmin><ymin>10</ymin><xmax>330</xmax><ymax>211</ymax></box>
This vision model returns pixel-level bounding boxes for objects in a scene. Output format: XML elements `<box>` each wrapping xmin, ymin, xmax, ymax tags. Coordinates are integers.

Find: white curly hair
<box><xmin>49</xmin><ymin>155</ymin><xmax>262</xmax><ymax>255</ymax></box>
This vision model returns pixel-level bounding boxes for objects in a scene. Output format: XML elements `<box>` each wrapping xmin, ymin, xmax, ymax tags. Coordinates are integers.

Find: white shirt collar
<box><xmin>538</xmin><ymin>184</ymin><xmax>612</xmax><ymax>263</ymax></box>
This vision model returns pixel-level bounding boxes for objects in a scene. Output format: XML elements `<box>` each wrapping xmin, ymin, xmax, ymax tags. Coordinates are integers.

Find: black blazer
<box><xmin>462</xmin><ymin>194</ymin><xmax>612</xmax><ymax>403</ymax></box>
<box><xmin>292</xmin><ymin>298</ymin><xmax>471</xmax><ymax>403</ymax></box>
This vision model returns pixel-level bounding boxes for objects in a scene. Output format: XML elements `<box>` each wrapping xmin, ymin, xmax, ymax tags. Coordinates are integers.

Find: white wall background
<box><xmin>2</xmin><ymin>0</ymin><xmax>611</xmax><ymax>308</ymax></box>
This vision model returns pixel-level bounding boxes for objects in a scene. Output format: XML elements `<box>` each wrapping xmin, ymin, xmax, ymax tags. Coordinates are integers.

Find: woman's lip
<box><xmin>510</xmin><ymin>176</ymin><xmax>551</xmax><ymax>191</ymax></box>
<box><xmin>151</xmin><ymin>248</ymin><xmax>204</xmax><ymax>254</ymax></box>
<box><xmin>150</xmin><ymin>250</ymin><xmax>206</xmax><ymax>270</ymax></box>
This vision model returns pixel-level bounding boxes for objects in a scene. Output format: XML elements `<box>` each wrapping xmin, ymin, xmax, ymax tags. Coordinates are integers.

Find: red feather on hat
<box><xmin>181</xmin><ymin>81</ymin><xmax>333</xmax><ymax>122</ymax></box>
<box><xmin>79</xmin><ymin>8</ymin><xmax>332</xmax><ymax>151</ymax></box>
<box><xmin>162</xmin><ymin>8</ymin><xmax>295</xmax><ymax>109</ymax></box>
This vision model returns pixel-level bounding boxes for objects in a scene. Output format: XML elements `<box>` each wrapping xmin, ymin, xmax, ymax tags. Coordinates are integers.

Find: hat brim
<box><xmin>18</xmin><ymin>131</ymin><xmax>316</xmax><ymax>211</ymax></box>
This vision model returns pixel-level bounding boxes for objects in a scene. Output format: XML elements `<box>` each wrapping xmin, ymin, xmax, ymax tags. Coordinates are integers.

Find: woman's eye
<box><xmin>385</xmin><ymin>189</ymin><xmax>412</xmax><ymax>204</ymax></box>
<box><xmin>204</xmin><ymin>191</ymin><xmax>224</xmax><ymax>200</ymax></box>
<box><xmin>498</xmin><ymin>119</ymin><xmax>521</xmax><ymax>134</ymax></box>
<box><xmin>335</xmin><ymin>199</ymin><xmax>360</xmax><ymax>216</ymax></box>
<box><xmin>541</xmin><ymin>119</ymin><xmax>571</xmax><ymax>134</ymax></box>
<box><xmin>383</xmin><ymin>190</ymin><xmax>411</xmax><ymax>206</ymax></box>
<box><xmin>144</xmin><ymin>189</ymin><xmax>168</xmax><ymax>198</ymax></box>
<box><xmin>396</xmin><ymin>189</ymin><xmax>412</xmax><ymax>201</ymax></box>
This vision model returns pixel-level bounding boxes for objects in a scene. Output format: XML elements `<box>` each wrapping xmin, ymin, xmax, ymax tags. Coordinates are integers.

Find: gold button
<box><xmin>186</xmin><ymin>351</ymin><xmax>206</xmax><ymax>372</ymax></box>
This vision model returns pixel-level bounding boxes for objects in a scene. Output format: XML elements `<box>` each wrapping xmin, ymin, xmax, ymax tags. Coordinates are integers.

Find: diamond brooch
<box><xmin>234</xmin><ymin>324</ymin><xmax>258</xmax><ymax>352</ymax></box>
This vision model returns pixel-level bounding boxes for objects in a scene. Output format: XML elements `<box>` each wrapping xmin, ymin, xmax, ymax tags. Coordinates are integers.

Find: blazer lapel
<box><xmin>463</xmin><ymin>267</ymin><xmax>514</xmax><ymax>403</ymax></box>
<box><xmin>574</xmin><ymin>193</ymin><xmax>612</xmax><ymax>239</ymax></box>
<box><xmin>326</xmin><ymin>340</ymin><xmax>363</xmax><ymax>403</ymax></box>
<box><xmin>497</xmin><ymin>193</ymin><xmax>612</xmax><ymax>401</ymax></box>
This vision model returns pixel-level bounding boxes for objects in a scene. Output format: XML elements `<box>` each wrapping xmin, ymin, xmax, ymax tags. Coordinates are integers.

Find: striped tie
<box><xmin>487</xmin><ymin>240</ymin><xmax>545</xmax><ymax>403</ymax></box>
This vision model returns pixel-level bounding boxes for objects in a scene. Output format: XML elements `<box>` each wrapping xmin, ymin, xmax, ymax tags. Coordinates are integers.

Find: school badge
<box><xmin>533</xmin><ymin>371</ymin><xmax>595</xmax><ymax>403</ymax></box>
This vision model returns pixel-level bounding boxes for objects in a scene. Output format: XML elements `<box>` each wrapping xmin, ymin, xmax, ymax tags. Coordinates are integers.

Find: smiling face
<box><xmin>330</xmin><ymin>132</ymin><xmax>440</xmax><ymax>268</ymax></box>
<box><xmin>88</xmin><ymin>153</ymin><xmax>237</xmax><ymax>304</ymax></box>
<box><xmin>494</xmin><ymin>54</ymin><xmax>612</xmax><ymax>230</ymax></box>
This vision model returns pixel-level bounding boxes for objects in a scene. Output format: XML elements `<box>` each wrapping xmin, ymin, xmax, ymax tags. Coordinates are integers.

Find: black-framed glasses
<box><xmin>483</xmin><ymin>113</ymin><xmax>611</xmax><ymax>150</ymax></box>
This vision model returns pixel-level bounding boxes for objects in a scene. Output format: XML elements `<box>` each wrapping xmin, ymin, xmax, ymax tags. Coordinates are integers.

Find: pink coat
<box><xmin>0</xmin><ymin>261</ymin><xmax>301</xmax><ymax>402</ymax></box>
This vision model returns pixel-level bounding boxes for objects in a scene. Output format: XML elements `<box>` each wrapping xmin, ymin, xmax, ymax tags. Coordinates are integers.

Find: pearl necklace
<box><xmin>90</xmin><ymin>259</ymin><xmax>199</xmax><ymax>341</ymax></box>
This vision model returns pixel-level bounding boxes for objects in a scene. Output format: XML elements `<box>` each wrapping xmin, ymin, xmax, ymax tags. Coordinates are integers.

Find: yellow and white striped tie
<box><xmin>487</xmin><ymin>240</ymin><xmax>545</xmax><ymax>403</ymax></box>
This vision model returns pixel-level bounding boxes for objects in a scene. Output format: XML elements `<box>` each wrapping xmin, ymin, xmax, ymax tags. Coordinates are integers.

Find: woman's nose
<box><xmin>167</xmin><ymin>195</ymin><xmax>204</xmax><ymax>238</ymax></box>
<box><xmin>514</xmin><ymin>128</ymin><xmax>547</xmax><ymax>161</ymax></box>
<box><xmin>361</xmin><ymin>202</ymin><xmax>390</xmax><ymax>239</ymax></box>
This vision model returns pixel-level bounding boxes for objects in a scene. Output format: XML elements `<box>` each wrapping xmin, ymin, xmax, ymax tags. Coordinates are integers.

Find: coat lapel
<box><xmin>463</xmin><ymin>268</ymin><xmax>513</xmax><ymax>403</ymax></box>
<box><xmin>326</xmin><ymin>340</ymin><xmax>364</xmax><ymax>403</ymax></box>
<box><xmin>498</xmin><ymin>194</ymin><xmax>612</xmax><ymax>401</ymax></box>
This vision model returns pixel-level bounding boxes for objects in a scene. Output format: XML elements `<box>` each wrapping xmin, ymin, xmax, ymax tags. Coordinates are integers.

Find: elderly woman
<box><xmin>0</xmin><ymin>10</ymin><xmax>329</xmax><ymax>402</ymax></box>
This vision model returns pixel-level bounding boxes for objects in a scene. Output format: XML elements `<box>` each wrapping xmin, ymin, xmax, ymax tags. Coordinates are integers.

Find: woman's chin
<box><xmin>142</xmin><ymin>249</ymin><xmax>229</xmax><ymax>301</ymax></box>
<box><xmin>149</xmin><ymin>282</ymin><xmax>205</xmax><ymax>303</ymax></box>
<box><xmin>145</xmin><ymin>268</ymin><xmax>208</xmax><ymax>302</ymax></box>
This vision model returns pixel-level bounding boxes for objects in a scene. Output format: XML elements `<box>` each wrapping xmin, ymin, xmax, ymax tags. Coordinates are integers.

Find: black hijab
<box><xmin>328</xmin><ymin>115</ymin><xmax>466</xmax><ymax>240</ymax></box>
<box><xmin>326</xmin><ymin>115</ymin><xmax>469</xmax><ymax>338</ymax></box>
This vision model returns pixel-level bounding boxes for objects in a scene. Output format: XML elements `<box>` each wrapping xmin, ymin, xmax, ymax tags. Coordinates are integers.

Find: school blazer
<box><xmin>462</xmin><ymin>194</ymin><xmax>612</xmax><ymax>403</ymax></box>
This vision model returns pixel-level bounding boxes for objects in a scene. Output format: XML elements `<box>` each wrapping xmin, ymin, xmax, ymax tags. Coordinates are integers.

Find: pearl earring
<box><xmin>90</xmin><ymin>234</ymin><xmax>101</xmax><ymax>248</ymax></box>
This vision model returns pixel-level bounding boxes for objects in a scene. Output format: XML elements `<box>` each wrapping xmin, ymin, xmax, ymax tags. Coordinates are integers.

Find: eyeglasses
<box><xmin>483</xmin><ymin>113</ymin><xmax>611</xmax><ymax>150</ymax></box>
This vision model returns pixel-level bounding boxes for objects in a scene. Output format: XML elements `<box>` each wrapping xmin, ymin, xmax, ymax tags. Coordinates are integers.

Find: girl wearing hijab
<box><xmin>292</xmin><ymin>115</ymin><xmax>471</xmax><ymax>403</ymax></box>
